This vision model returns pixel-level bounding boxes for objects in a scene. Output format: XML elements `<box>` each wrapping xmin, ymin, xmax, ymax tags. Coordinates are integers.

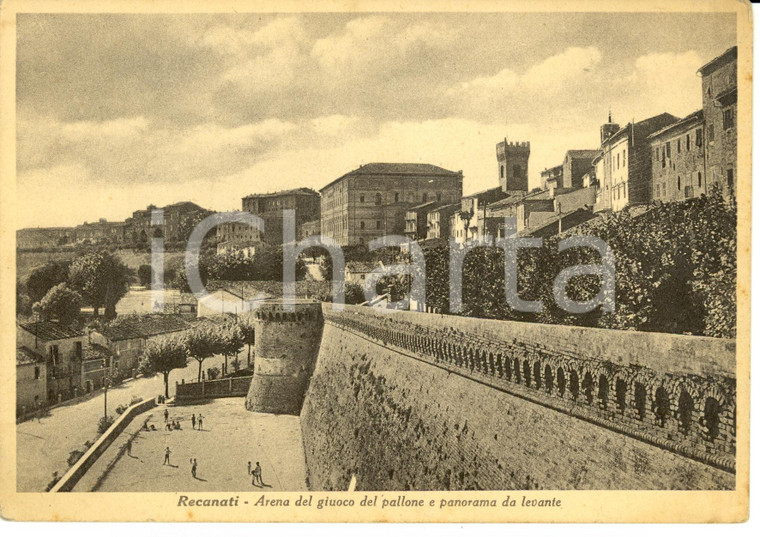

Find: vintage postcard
<box><xmin>0</xmin><ymin>0</ymin><xmax>751</xmax><ymax>523</ymax></box>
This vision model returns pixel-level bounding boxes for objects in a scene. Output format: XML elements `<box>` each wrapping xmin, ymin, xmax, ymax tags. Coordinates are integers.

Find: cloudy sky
<box><xmin>17</xmin><ymin>12</ymin><xmax>736</xmax><ymax>228</ymax></box>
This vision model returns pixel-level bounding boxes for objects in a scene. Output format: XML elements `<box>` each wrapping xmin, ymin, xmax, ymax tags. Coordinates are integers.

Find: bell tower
<box><xmin>496</xmin><ymin>138</ymin><xmax>530</xmax><ymax>193</ymax></box>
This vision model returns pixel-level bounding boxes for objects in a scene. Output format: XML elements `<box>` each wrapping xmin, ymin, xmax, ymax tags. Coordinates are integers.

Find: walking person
<box><xmin>127</xmin><ymin>438</ymin><xmax>132</xmax><ymax>456</ymax></box>
<box><xmin>247</xmin><ymin>461</ymin><xmax>252</xmax><ymax>476</ymax></box>
<box><xmin>198</xmin><ymin>414</ymin><xmax>204</xmax><ymax>431</ymax></box>
<box><xmin>191</xmin><ymin>458</ymin><xmax>197</xmax><ymax>479</ymax></box>
<box><xmin>191</xmin><ymin>414</ymin><xmax>196</xmax><ymax>430</ymax></box>
<box><xmin>163</xmin><ymin>446</ymin><xmax>171</xmax><ymax>465</ymax></box>
<box><xmin>252</xmin><ymin>461</ymin><xmax>263</xmax><ymax>486</ymax></box>
<box><xmin>164</xmin><ymin>408</ymin><xmax>169</xmax><ymax>423</ymax></box>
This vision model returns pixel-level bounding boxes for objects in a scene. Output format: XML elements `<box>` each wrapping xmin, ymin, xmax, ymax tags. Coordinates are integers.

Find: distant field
<box><xmin>16</xmin><ymin>249</ymin><xmax>186</xmax><ymax>282</ymax></box>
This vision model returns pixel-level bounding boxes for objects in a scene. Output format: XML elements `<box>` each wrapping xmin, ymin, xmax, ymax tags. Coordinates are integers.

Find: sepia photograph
<box><xmin>0</xmin><ymin>0</ymin><xmax>751</xmax><ymax>523</ymax></box>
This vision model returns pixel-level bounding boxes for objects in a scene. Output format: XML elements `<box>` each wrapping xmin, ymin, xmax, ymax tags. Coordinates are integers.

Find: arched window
<box><xmin>500</xmin><ymin>165</ymin><xmax>505</xmax><ymax>179</ymax></box>
<box><xmin>615</xmin><ymin>379</ymin><xmax>627</xmax><ymax>412</ymax></box>
<box><xmin>544</xmin><ymin>365</ymin><xmax>554</xmax><ymax>394</ymax></box>
<box><xmin>582</xmin><ymin>372</ymin><xmax>594</xmax><ymax>405</ymax></box>
<box><xmin>533</xmin><ymin>362</ymin><xmax>541</xmax><ymax>389</ymax></box>
<box><xmin>654</xmin><ymin>386</ymin><xmax>670</xmax><ymax>427</ymax></box>
<box><xmin>556</xmin><ymin>368</ymin><xmax>566</xmax><ymax>397</ymax></box>
<box><xmin>702</xmin><ymin>397</ymin><xmax>722</xmax><ymax>441</ymax></box>
<box><xmin>513</xmin><ymin>358</ymin><xmax>521</xmax><ymax>384</ymax></box>
<box><xmin>678</xmin><ymin>390</ymin><xmax>694</xmax><ymax>434</ymax></box>
<box><xmin>598</xmin><ymin>375</ymin><xmax>610</xmax><ymax>410</ymax></box>
<box><xmin>634</xmin><ymin>382</ymin><xmax>647</xmax><ymax>420</ymax></box>
<box><xmin>569</xmin><ymin>371</ymin><xmax>580</xmax><ymax>401</ymax></box>
<box><xmin>522</xmin><ymin>360</ymin><xmax>531</xmax><ymax>387</ymax></box>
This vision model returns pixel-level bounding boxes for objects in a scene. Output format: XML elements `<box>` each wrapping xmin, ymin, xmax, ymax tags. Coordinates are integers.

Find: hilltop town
<box><xmin>14</xmin><ymin>45</ymin><xmax>738</xmax><ymax>495</ymax></box>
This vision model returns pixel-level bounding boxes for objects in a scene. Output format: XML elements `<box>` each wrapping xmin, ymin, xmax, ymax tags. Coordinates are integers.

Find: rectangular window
<box><xmin>34</xmin><ymin>366</ymin><xmax>40</xmax><ymax>380</ymax></box>
<box><xmin>708</xmin><ymin>123</ymin><xmax>714</xmax><ymax>142</ymax></box>
<box><xmin>623</xmin><ymin>149</ymin><xmax>626</xmax><ymax>167</ymax></box>
<box><xmin>75</xmin><ymin>342</ymin><xmax>82</xmax><ymax>359</ymax></box>
<box><xmin>666</xmin><ymin>142</ymin><xmax>671</xmax><ymax>158</ymax></box>
<box><xmin>376</xmin><ymin>220</ymin><xmax>381</xmax><ymax>230</ymax></box>
<box><xmin>723</xmin><ymin>108</ymin><xmax>734</xmax><ymax>130</ymax></box>
<box><xmin>359</xmin><ymin>194</ymin><xmax>365</xmax><ymax>203</ymax></box>
<box><xmin>686</xmin><ymin>134</ymin><xmax>691</xmax><ymax>151</ymax></box>
<box><xmin>727</xmin><ymin>168</ymin><xmax>734</xmax><ymax>194</ymax></box>
<box><xmin>655</xmin><ymin>147</ymin><xmax>659</xmax><ymax>161</ymax></box>
<box><xmin>617</xmin><ymin>154</ymin><xmax>620</xmax><ymax>169</ymax></box>
<box><xmin>677</xmin><ymin>139</ymin><xmax>681</xmax><ymax>153</ymax></box>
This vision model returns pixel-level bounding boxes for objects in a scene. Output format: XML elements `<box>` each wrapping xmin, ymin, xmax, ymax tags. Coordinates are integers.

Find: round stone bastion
<box><xmin>245</xmin><ymin>299</ymin><xmax>324</xmax><ymax>415</ymax></box>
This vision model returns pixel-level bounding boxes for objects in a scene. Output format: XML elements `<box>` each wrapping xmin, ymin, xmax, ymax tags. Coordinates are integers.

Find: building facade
<box><xmin>450</xmin><ymin>187</ymin><xmax>508</xmax><ymax>243</ymax></box>
<box><xmin>17</xmin><ymin>322</ymin><xmax>86</xmax><ymax>404</ymax></box>
<box><xmin>562</xmin><ymin>150</ymin><xmax>599</xmax><ymax>190</ymax></box>
<box><xmin>129</xmin><ymin>201</ymin><xmax>209</xmax><ymax>245</ymax></box>
<box><xmin>540</xmin><ymin>165</ymin><xmax>563</xmax><ymax>191</ymax></box>
<box><xmin>73</xmin><ymin>219</ymin><xmax>128</xmax><ymax>244</ymax></box>
<box><xmin>320</xmin><ymin>163</ymin><xmax>463</xmax><ymax>247</ymax></box>
<box><xmin>242</xmin><ymin>187</ymin><xmax>321</xmax><ymax>245</ymax></box>
<box><xmin>598</xmin><ymin>113</ymin><xmax>680</xmax><ymax>212</ymax></box>
<box><xmin>649</xmin><ymin>110</ymin><xmax>707</xmax><ymax>203</ymax></box>
<box><xmin>16</xmin><ymin>347</ymin><xmax>47</xmax><ymax>415</ymax></box>
<box><xmin>699</xmin><ymin>46</ymin><xmax>738</xmax><ymax>197</ymax></box>
<box><xmin>426</xmin><ymin>203</ymin><xmax>459</xmax><ymax>241</ymax></box>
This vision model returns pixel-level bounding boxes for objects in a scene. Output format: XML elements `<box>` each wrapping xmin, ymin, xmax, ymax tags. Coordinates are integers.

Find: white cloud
<box><xmin>451</xmin><ymin>46</ymin><xmax>602</xmax><ymax>98</ymax></box>
<box><xmin>308</xmin><ymin>115</ymin><xmax>361</xmax><ymax>137</ymax></box>
<box><xmin>311</xmin><ymin>16</ymin><xmax>456</xmax><ymax>75</ymax></box>
<box><xmin>522</xmin><ymin>46</ymin><xmax>602</xmax><ymax>92</ymax></box>
<box><xmin>200</xmin><ymin>17</ymin><xmax>307</xmax><ymax>56</ymax></box>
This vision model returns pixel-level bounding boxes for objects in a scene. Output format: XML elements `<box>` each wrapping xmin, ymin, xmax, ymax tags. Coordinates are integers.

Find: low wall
<box><xmin>300</xmin><ymin>306</ymin><xmax>735</xmax><ymax>490</ymax></box>
<box><xmin>175</xmin><ymin>376</ymin><xmax>252</xmax><ymax>402</ymax></box>
<box><xmin>51</xmin><ymin>398</ymin><xmax>156</xmax><ymax>492</ymax></box>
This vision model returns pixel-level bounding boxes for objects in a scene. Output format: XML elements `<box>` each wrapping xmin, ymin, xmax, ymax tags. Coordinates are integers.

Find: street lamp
<box><xmin>102</xmin><ymin>359</ymin><xmax>110</xmax><ymax>420</ymax></box>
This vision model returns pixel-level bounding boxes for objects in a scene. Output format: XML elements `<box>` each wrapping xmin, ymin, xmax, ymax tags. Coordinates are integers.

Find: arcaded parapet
<box><xmin>245</xmin><ymin>300</ymin><xmax>323</xmax><ymax>415</ymax></box>
<box><xmin>300</xmin><ymin>305</ymin><xmax>736</xmax><ymax>490</ymax></box>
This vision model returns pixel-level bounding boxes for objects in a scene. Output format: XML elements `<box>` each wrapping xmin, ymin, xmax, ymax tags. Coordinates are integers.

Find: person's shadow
<box><xmin>194</xmin><ymin>476</ymin><xmax>207</xmax><ymax>482</ymax></box>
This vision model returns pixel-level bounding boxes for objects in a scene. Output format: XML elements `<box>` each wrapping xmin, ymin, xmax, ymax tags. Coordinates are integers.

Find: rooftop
<box><xmin>605</xmin><ymin>112</ymin><xmax>681</xmax><ymax>146</ymax></box>
<box><xmin>321</xmin><ymin>162</ymin><xmax>461</xmax><ymax>192</ymax></box>
<box><xmin>566</xmin><ymin>149</ymin><xmax>601</xmax><ymax>160</ymax></box>
<box><xmin>243</xmin><ymin>187</ymin><xmax>320</xmax><ymax>200</ymax></box>
<box><xmin>83</xmin><ymin>343</ymin><xmax>113</xmax><ymax>362</ymax></box>
<box><xmin>96</xmin><ymin>314</ymin><xmax>191</xmax><ymax>342</ymax></box>
<box><xmin>648</xmin><ymin>110</ymin><xmax>705</xmax><ymax>140</ymax></box>
<box><xmin>19</xmin><ymin>321</ymin><xmax>85</xmax><ymax>341</ymax></box>
<box><xmin>698</xmin><ymin>46</ymin><xmax>738</xmax><ymax>77</ymax></box>
<box><xmin>17</xmin><ymin>346</ymin><xmax>45</xmax><ymax>366</ymax></box>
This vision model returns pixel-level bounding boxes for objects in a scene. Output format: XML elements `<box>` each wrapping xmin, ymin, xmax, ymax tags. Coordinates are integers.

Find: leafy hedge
<box><xmin>424</xmin><ymin>193</ymin><xmax>736</xmax><ymax>338</ymax></box>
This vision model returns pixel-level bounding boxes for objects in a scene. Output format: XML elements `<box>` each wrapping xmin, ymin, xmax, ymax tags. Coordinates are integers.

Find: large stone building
<box><xmin>596</xmin><ymin>112</ymin><xmax>680</xmax><ymax>212</ymax></box>
<box><xmin>698</xmin><ymin>46</ymin><xmax>737</xmax><ymax>197</ymax></box>
<box><xmin>217</xmin><ymin>187</ymin><xmax>320</xmax><ymax>254</ymax></box>
<box><xmin>129</xmin><ymin>201</ymin><xmax>209</xmax><ymax>245</ymax></box>
<box><xmin>320</xmin><ymin>163</ymin><xmax>463</xmax><ymax>247</ymax></box>
<box><xmin>649</xmin><ymin>110</ymin><xmax>707</xmax><ymax>203</ymax></box>
<box><xmin>73</xmin><ymin>219</ymin><xmax>129</xmax><ymax>245</ymax></box>
<box><xmin>242</xmin><ymin>187</ymin><xmax>321</xmax><ymax>244</ymax></box>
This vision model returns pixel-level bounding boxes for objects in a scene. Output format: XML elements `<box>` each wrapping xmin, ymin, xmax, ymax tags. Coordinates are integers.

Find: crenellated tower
<box><xmin>496</xmin><ymin>139</ymin><xmax>530</xmax><ymax>193</ymax></box>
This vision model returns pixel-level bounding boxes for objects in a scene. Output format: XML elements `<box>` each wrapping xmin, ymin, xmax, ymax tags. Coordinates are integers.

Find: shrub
<box><xmin>115</xmin><ymin>404</ymin><xmax>129</xmax><ymax>415</ymax></box>
<box><xmin>97</xmin><ymin>415</ymin><xmax>115</xmax><ymax>434</ymax></box>
<box><xmin>207</xmin><ymin>366</ymin><xmax>221</xmax><ymax>380</ymax></box>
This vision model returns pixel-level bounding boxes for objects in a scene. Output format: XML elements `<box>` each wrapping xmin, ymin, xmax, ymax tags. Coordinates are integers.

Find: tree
<box><xmin>33</xmin><ymin>283</ymin><xmax>82</xmax><ymax>324</ymax></box>
<box><xmin>217</xmin><ymin>322</ymin><xmax>244</xmax><ymax>375</ymax></box>
<box><xmin>184</xmin><ymin>323</ymin><xmax>218</xmax><ymax>382</ymax></box>
<box><xmin>26</xmin><ymin>260</ymin><xmax>71</xmax><ymax>303</ymax></box>
<box><xmin>68</xmin><ymin>251</ymin><xmax>134</xmax><ymax>320</ymax></box>
<box><xmin>458</xmin><ymin>209</ymin><xmax>474</xmax><ymax>242</ymax></box>
<box><xmin>239</xmin><ymin>317</ymin><xmax>256</xmax><ymax>368</ymax></box>
<box><xmin>137</xmin><ymin>264</ymin><xmax>152</xmax><ymax>288</ymax></box>
<box><xmin>142</xmin><ymin>336</ymin><xmax>187</xmax><ymax>398</ymax></box>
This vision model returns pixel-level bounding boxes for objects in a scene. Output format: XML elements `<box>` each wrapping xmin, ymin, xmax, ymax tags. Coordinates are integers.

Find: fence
<box><xmin>174</xmin><ymin>376</ymin><xmax>252</xmax><ymax>402</ymax></box>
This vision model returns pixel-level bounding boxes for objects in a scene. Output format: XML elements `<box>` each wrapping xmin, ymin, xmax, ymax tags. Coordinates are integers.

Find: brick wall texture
<box><xmin>300</xmin><ymin>306</ymin><xmax>735</xmax><ymax>491</ymax></box>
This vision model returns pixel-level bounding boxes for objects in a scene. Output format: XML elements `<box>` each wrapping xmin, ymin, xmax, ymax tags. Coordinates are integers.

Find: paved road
<box><xmin>16</xmin><ymin>352</ymin><xmax>241</xmax><ymax>492</ymax></box>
